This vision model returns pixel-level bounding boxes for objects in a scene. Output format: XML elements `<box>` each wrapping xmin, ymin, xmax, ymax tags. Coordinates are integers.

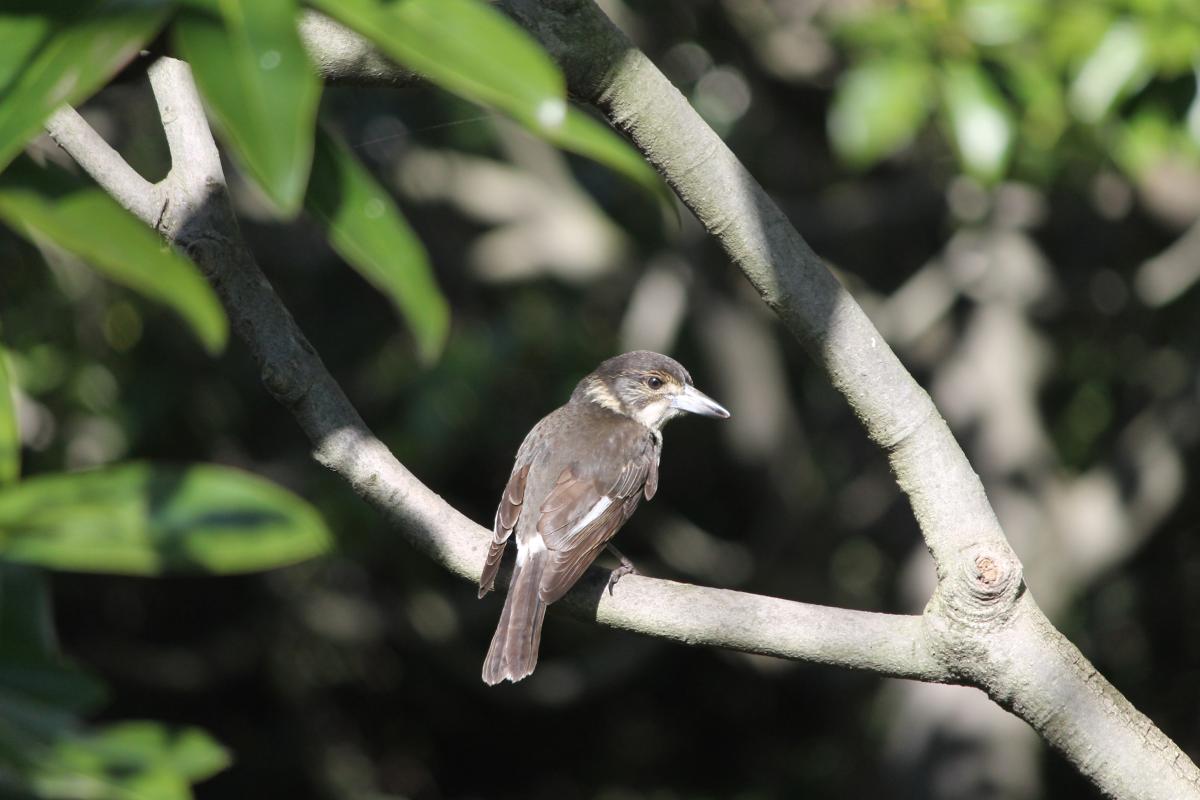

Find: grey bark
<box><xmin>494</xmin><ymin>2</ymin><xmax>1200</xmax><ymax>797</ymax></box>
<box><xmin>46</xmin><ymin>58</ymin><xmax>945</xmax><ymax>685</ymax></box>
<box><xmin>40</xmin><ymin>3</ymin><xmax>1200</xmax><ymax>796</ymax></box>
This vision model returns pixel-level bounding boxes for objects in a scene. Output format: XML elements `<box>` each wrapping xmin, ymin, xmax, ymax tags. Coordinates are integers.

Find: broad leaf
<box><xmin>0</xmin><ymin>1</ymin><xmax>173</xmax><ymax>171</ymax></box>
<box><xmin>175</xmin><ymin>0</ymin><xmax>321</xmax><ymax>216</ymax></box>
<box><xmin>551</xmin><ymin>107</ymin><xmax>668</xmax><ymax>205</ymax></box>
<box><xmin>0</xmin><ymin>348</ymin><xmax>16</xmax><ymax>486</ymax></box>
<box><xmin>1069</xmin><ymin>20</ymin><xmax>1150</xmax><ymax>124</ymax></box>
<box><xmin>311</xmin><ymin>0</ymin><xmax>563</xmax><ymax>131</ymax></box>
<box><xmin>940</xmin><ymin>61</ymin><xmax>1014</xmax><ymax>181</ymax></box>
<box><xmin>828</xmin><ymin>57</ymin><xmax>934</xmax><ymax>167</ymax></box>
<box><xmin>0</xmin><ymin>158</ymin><xmax>227</xmax><ymax>354</ymax></box>
<box><xmin>309</xmin><ymin>0</ymin><xmax>666</xmax><ymax>198</ymax></box>
<box><xmin>19</xmin><ymin>721</ymin><xmax>229</xmax><ymax>800</ymax></box>
<box><xmin>307</xmin><ymin>126</ymin><xmax>448</xmax><ymax>363</ymax></box>
<box><xmin>0</xmin><ymin>462</ymin><xmax>332</xmax><ymax>575</ymax></box>
<box><xmin>0</xmin><ymin>564</ymin><xmax>107</xmax><ymax>715</ymax></box>
<box><xmin>0</xmin><ymin>14</ymin><xmax>51</xmax><ymax>95</ymax></box>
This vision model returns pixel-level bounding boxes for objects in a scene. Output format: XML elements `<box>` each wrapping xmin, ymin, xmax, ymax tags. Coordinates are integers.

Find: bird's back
<box><xmin>513</xmin><ymin>399</ymin><xmax>655</xmax><ymax>542</ymax></box>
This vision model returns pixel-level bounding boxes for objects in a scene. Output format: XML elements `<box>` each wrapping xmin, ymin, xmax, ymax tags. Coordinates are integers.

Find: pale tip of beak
<box><xmin>671</xmin><ymin>385</ymin><xmax>731</xmax><ymax>419</ymax></box>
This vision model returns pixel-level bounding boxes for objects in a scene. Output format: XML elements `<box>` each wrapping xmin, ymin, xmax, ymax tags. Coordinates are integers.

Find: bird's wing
<box><xmin>536</xmin><ymin>442</ymin><xmax>658</xmax><ymax>603</ymax></box>
<box><xmin>478</xmin><ymin>461</ymin><xmax>530</xmax><ymax>598</ymax></box>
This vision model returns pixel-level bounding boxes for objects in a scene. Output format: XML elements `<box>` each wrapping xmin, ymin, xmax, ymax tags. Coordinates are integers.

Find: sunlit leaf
<box><xmin>828</xmin><ymin>57</ymin><xmax>934</xmax><ymax>167</ymax></box>
<box><xmin>0</xmin><ymin>158</ymin><xmax>227</xmax><ymax>354</ymax></box>
<box><xmin>311</xmin><ymin>0</ymin><xmax>564</xmax><ymax>130</ymax></box>
<box><xmin>0</xmin><ymin>1</ymin><xmax>173</xmax><ymax>171</ymax></box>
<box><xmin>175</xmin><ymin>0</ymin><xmax>321</xmax><ymax>216</ymax></box>
<box><xmin>961</xmin><ymin>0</ymin><xmax>1044</xmax><ymax>46</ymax></box>
<box><xmin>307</xmin><ymin>126</ymin><xmax>448</xmax><ymax>363</ymax></box>
<box><xmin>0</xmin><ymin>462</ymin><xmax>332</xmax><ymax>575</ymax></box>
<box><xmin>69</xmin><ymin>722</ymin><xmax>230</xmax><ymax>782</ymax></box>
<box><xmin>1069</xmin><ymin>20</ymin><xmax>1150</xmax><ymax>123</ymax></box>
<box><xmin>1001</xmin><ymin>54</ymin><xmax>1067</xmax><ymax>150</ymax></box>
<box><xmin>940</xmin><ymin>61</ymin><xmax>1014</xmax><ymax>181</ymax></box>
<box><xmin>23</xmin><ymin>721</ymin><xmax>229</xmax><ymax>800</ymax></box>
<box><xmin>309</xmin><ymin>0</ymin><xmax>665</xmax><ymax>198</ymax></box>
<box><xmin>1115</xmin><ymin>108</ymin><xmax>1181</xmax><ymax>175</ymax></box>
<box><xmin>0</xmin><ymin>348</ymin><xmax>16</xmax><ymax>486</ymax></box>
<box><xmin>551</xmin><ymin>107</ymin><xmax>668</xmax><ymax>205</ymax></box>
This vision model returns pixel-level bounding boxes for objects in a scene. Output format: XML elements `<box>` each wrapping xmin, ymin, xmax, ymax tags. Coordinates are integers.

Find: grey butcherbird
<box><xmin>479</xmin><ymin>351</ymin><xmax>730</xmax><ymax>685</ymax></box>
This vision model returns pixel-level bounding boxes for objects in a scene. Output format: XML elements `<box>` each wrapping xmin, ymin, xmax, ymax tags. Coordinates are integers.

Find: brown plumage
<box><xmin>479</xmin><ymin>351</ymin><xmax>729</xmax><ymax>685</ymax></box>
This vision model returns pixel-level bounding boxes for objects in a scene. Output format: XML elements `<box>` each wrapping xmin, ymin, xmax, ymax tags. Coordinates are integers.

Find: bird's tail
<box><xmin>482</xmin><ymin>548</ymin><xmax>547</xmax><ymax>685</ymax></box>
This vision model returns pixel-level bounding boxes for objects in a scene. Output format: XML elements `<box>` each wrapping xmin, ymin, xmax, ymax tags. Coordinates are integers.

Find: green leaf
<box><xmin>310</xmin><ymin>0</ymin><xmax>665</xmax><ymax>201</ymax></box>
<box><xmin>0</xmin><ymin>348</ymin><xmax>17</xmax><ymax>486</ymax></box>
<box><xmin>312</xmin><ymin>0</ymin><xmax>564</xmax><ymax>130</ymax></box>
<box><xmin>940</xmin><ymin>61</ymin><xmax>1014</xmax><ymax>181</ymax></box>
<box><xmin>1069</xmin><ymin>19</ymin><xmax>1151</xmax><ymax>123</ymax></box>
<box><xmin>66</xmin><ymin>722</ymin><xmax>231</xmax><ymax>783</ymax></box>
<box><xmin>0</xmin><ymin>14</ymin><xmax>51</xmax><ymax>95</ymax></box>
<box><xmin>0</xmin><ymin>462</ymin><xmax>332</xmax><ymax>575</ymax></box>
<box><xmin>0</xmin><ymin>1</ymin><xmax>173</xmax><ymax>171</ymax></box>
<box><xmin>550</xmin><ymin>107</ymin><xmax>669</xmax><ymax>205</ymax></box>
<box><xmin>828</xmin><ymin>57</ymin><xmax>934</xmax><ymax>167</ymax></box>
<box><xmin>960</xmin><ymin>0</ymin><xmax>1044</xmax><ymax>46</ymax></box>
<box><xmin>307</xmin><ymin>126</ymin><xmax>448</xmax><ymax>363</ymax></box>
<box><xmin>1001</xmin><ymin>54</ymin><xmax>1067</xmax><ymax>150</ymax></box>
<box><xmin>23</xmin><ymin>721</ymin><xmax>229</xmax><ymax>800</ymax></box>
<box><xmin>1115</xmin><ymin>107</ymin><xmax>1181</xmax><ymax>176</ymax></box>
<box><xmin>0</xmin><ymin>564</ymin><xmax>107</xmax><ymax>715</ymax></box>
<box><xmin>174</xmin><ymin>0</ymin><xmax>321</xmax><ymax>216</ymax></box>
<box><xmin>0</xmin><ymin>158</ymin><xmax>228</xmax><ymax>354</ymax></box>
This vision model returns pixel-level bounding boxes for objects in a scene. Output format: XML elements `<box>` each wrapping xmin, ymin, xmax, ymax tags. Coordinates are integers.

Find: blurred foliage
<box><xmin>0</xmin><ymin>0</ymin><xmax>1199</xmax><ymax>798</ymax></box>
<box><xmin>306</xmin><ymin>125</ymin><xmax>448</xmax><ymax>364</ymax></box>
<box><xmin>0</xmin><ymin>1</ymin><xmax>676</xmax><ymax>796</ymax></box>
<box><xmin>0</xmin><ymin>1</ymin><xmax>173</xmax><ymax>171</ymax></box>
<box><xmin>0</xmin><ymin>463</ymin><xmax>332</xmax><ymax>576</ymax></box>
<box><xmin>0</xmin><ymin>158</ymin><xmax>227</xmax><ymax>354</ymax></box>
<box><xmin>828</xmin><ymin>0</ymin><xmax>1200</xmax><ymax>181</ymax></box>
<box><xmin>174</xmin><ymin>0</ymin><xmax>322</xmax><ymax>216</ymax></box>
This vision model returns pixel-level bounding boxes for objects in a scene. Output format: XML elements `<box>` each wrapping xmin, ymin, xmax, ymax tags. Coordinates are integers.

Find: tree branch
<box><xmin>44</xmin><ymin>106</ymin><xmax>162</xmax><ymax>223</ymax></box>
<box><xmin>496</xmin><ymin>1</ymin><xmax>1200</xmax><ymax>797</ymax></box>
<box><xmin>298</xmin><ymin>11</ymin><xmax>424</xmax><ymax>87</ymax></box>
<box><xmin>46</xmin><ymin>56</ymin><xmax>946</xmax><ymax>684</ymax></box>
<box><xmin>46</xmin><ymin>15</ymin><xmax>1200</xmax><ymax>796</ymax></box>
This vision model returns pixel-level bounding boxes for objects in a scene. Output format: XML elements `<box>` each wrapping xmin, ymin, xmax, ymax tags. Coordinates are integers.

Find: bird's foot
<box><xmin>606</xmin><ymin>544</ymin><xmax>638</xmax><ymax>594</ymax></box>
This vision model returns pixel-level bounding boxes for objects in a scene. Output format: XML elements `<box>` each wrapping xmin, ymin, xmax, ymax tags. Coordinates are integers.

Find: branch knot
<box><xmin>931</xmin><ymin>544</ymin><xmax>1024</xmax><ymax>632</ymax></box>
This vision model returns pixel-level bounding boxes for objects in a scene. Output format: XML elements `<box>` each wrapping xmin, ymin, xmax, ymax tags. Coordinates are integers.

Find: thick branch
<box><xmin>501</xmin><ymin>0</ymin><xmax>1003</xmax><ymax>573</ymax></box>
<box><xmin>497</xmin><ymin>2</ymin><xmax>1200</xmax><ymax>797</ymax></box>
<box><xmin>47</xmin><ymin>26</ymin><xmax>1200</xmax><ymax>799</ymax></box>
<box><xmin>298</xmin><ymin>11</ymin><xmax>424</xmax><ymax>87</ymax></box>
<box><xmin>34</xmin><ymin>56</ymin><xmax>945</xmax><ymax>683</ymax></box>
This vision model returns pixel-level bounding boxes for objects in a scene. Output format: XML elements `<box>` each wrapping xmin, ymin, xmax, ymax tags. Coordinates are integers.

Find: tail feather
<box><xmin>482</xmin><ymin>549</ymin><xmax>547</xmax><ymax>685</ymax></box>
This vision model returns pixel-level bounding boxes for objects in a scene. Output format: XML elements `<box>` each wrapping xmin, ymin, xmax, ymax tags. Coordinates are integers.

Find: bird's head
<box><xmin>572</xmin><ymin>351</ymin><xmax>730</xmax><ymax>431</ymax></box>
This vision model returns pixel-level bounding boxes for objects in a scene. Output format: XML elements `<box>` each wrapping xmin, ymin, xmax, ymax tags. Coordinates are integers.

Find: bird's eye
<box><xmin>646</xmin><ymin>376</ymin><xmax>664</xmax><ymax>390</ymax></box>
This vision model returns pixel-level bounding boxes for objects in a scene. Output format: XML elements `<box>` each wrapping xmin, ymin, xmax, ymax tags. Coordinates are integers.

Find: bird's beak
<box><xmin>670</xmin><ymin>384</ymin><xmax>730</xmax><ymax>418</ymax></box>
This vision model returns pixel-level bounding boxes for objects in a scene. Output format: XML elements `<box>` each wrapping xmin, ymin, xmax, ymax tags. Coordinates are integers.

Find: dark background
<box><xmin>6</xmin><ymin>0</ymin><xmax>1200</xmax><ymax>797</ymax></box>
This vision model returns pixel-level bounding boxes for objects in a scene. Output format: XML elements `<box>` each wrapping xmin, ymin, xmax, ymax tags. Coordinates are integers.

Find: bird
<box><xmin>478</xmin><ymin>350</ymin><xmax>730</xmax><ymax>685</ymax></box>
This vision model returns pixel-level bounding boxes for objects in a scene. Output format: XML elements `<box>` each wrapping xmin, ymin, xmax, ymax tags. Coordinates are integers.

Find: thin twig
<box><xmin>44</xmin><ymin>106</ymin><xmax>161</xmax><ymax>223</ymax></box>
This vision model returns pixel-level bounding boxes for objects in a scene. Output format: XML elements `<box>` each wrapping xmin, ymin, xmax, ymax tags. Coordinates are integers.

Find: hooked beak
<box><xmin>670</xmin><ymin>384</ymin><xmax>730</xmax><ymax>418</ymax></box>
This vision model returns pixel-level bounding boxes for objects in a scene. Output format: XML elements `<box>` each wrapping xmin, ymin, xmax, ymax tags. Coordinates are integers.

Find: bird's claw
<box><xmin>607</xmin><ymin>560</ymin><xmax>638</xmax><ymax>595</ymax></box>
